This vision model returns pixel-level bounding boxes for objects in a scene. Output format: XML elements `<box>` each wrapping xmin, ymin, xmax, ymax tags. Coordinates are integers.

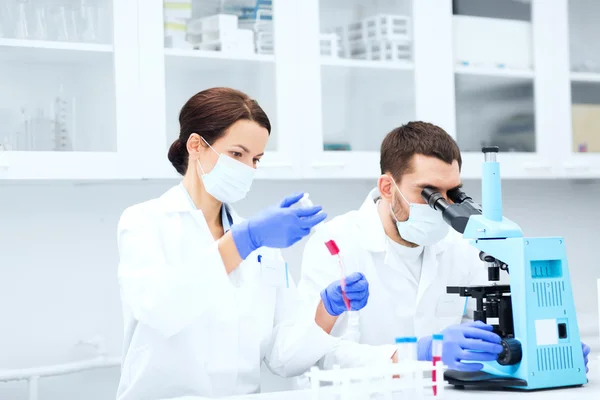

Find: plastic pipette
<box><xmin>432</xmin><ymin>334</ymin><xmax>443</xmax><ymax>396</ymax></box>
<box><xmin>298</xmin><ymin>193</ymin><xmax>351</xmax><ymax>310</ymax></box>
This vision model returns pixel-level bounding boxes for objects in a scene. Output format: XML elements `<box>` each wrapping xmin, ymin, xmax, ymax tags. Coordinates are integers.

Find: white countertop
<box><xmin>175</xmin><ymin>360</ymin><xmax>600</xmax><ymax>400</ymax></box>
<box><xmin>233</xmin><ymin>380</ymin><xmax>599</xmax><ymax>400</ymax></box>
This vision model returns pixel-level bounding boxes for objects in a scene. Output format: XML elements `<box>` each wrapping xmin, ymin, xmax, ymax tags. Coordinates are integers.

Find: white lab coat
<box><xmin>298</xmin><ymin>188</ymin><xmax>490</xmax><ymax>351</ymax></box>
<box><xmin>116</xmin><ymin>185</ymin><xmax>393</xmax><ymax>400</ymax></box>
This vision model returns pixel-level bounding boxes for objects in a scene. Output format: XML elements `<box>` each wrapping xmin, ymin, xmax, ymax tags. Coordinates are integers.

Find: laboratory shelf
<box><xmin>454</xmin><ymin>65</ymin><xmax>535</xmax><ymax>79</ymax></box>
<box><xmin>570</xmin><ymin>72</ymin><xmax>600</xmax><ymax>83</ymax></box>
<box><xmin>320</xmin><ymin>57</ymin><xmax>414</xmax><ymax>71</ymax></box>
<box><xmin>460</xmin><ymin>152</ymin><xmax>558</xmax><ymax>180</ymax></box>
<box><xmin>164</xmin><ymin>48</ymin><xmax>274</xmax><ymax>72</ymax></box>
<box><xmin>0</xmin><ymin>151</ymin><xmax>126</xmax><ymax>180</ymax></box>
<box><xmin>0</xmin><ymin>39</ymin><xmax>113</xmax><ymax>65</ymax></box>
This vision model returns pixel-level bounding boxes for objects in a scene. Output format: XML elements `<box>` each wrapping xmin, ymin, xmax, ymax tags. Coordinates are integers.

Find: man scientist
<box><xmin>298</xmin><ymin>121</ymin><xmax>591</xmax><ymax>372</ymax></box>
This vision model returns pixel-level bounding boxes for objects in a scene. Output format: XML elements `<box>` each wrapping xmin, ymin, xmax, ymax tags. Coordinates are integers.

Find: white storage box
<box><xmin>163</xmin><ymin>1</ymin><xmax>192</xmax><ymax>20</ymax></box>
<box><xmin>189</xmin><ymin>29</ymin><xmax>255</xmax><ymax>54</ymax></box>
<box><xmin>349</xmin><ymin>40</ymin><xmax>411</xmax><ymax>62</ymax></box>
<box><xmin>187</xmin><ymin>28</ymin><xmax>238</xmax><ymax>44</ymax></box>
<box><xmin>256</xmin><ymin>31</ymin><xmax>274</xmax><ymax>54</ymax></box>
<box><xmin>164</xmin><ymin>20</ymin><xmax>191</xmax><ymax>49</ymax></box>
<box><xmin>346</xmin><ymin>15</ymin><xmax>411</xmax><ymax>43</ymax></box>
<box><xmin>187</xmin><ymin>14</ymin><xmax>238</xmax><ymax>35</ymax></box>
<box><xmin>320</xmin><ymin>33</ymin><xmax>341</xmax><ymax>58</ymax></box>
<box><xmin>453</xmin><ymin>15</ymin><xmax>533</xmax><ymax>69</ymax></box>
<box><xmin>163</xmin><ymin>1</ymin><xmax>192</xmax><ymax>49</ymax></box>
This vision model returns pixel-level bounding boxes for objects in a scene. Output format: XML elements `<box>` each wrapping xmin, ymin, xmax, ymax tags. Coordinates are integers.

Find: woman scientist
<box><xmin>115</xmin><ymin>88</ymin><xmax>377</xmax><ymax>400</ymax></box>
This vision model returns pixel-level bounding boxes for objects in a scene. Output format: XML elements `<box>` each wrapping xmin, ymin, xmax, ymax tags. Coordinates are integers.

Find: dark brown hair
<box><xmin>168</xmin><ymin>87</ymin><xmax>271</xmax><ymax>175</ymax></box>
<box><xmin>380</xmin><ymin>121</ymin><xmax>462</xmax><ymax>180</ymax></box>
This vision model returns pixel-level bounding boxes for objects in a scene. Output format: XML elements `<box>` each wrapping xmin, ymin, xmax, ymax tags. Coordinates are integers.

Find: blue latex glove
<box><xmin>231</xmin><ymin>193</ymin><xmax>327</xmax><ymax>259</ymax></box>
<box><xmin>583</xmin><ymin>342</ymin><xmax>590</xmax><ymax>374</ymax></box>
<box><xmin>418</xmin><ymin>321</ymin><xmax>503</xmax><ymax>372</ymax></box>
<box><xmin>320</xmin><ymin>272</ymin><xmax>369</xmax><ymax>316</ymax></box>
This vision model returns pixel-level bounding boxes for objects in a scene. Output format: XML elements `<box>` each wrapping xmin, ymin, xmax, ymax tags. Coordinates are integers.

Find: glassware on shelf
<box><xmin>7</xmin><ymin>85</ymin><xmax>74</xmax><ymax>152</ymax></box>
<box><xmin>14</xmin><ymin>0</ymin><xmax>30</xmax><ymax>39</ymax></box>
<box><xmin>2</xmin><ymin>0</ymin><xmax>109</xmax><ymax>43</ymax></box>
<box><xmin>52</xmin><ymin>84</ymin><xmax>72</xmax><ymax>151</ymax></box>
<box><xmin>80</xmin><ymin>1</ymin><xmax>101</xmax><ymax>43</ymax></box>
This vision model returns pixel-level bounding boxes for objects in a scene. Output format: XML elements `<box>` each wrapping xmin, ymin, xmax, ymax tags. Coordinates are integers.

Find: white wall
<box><xmin>1</xmin><ymin>178</ymin><xmax>599</xmax><ymax>399</ymax></box>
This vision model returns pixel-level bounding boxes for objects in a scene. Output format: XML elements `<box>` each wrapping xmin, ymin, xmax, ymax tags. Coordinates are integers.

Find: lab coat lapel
<box><xmin>415</xmin><ymin>245</ymin><xmax>440</xmax><ymax>306</ymax></box>
<box><xmin>159</xmin><ymin>184</ymin><xmax>222</xmax><ymax>230</ymax></box>
<box><xmin>359</xmin><ymin>188</ymin><xmax>418</xmax><ymax>285</ymax></box>
<box><xmin>356</xmin><ymin>188</ymin><xmax>388</xmax><ymax>253</ymax></box>
<box><xmin>383</xmin><ymin>247</ymin><xmax>419</xmax><ymax>287</ymax></box>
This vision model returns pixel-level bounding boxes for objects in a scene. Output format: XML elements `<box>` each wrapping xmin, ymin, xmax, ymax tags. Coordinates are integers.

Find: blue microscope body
<box><xmin>423</xmin><ymin>147</ymin><xmax>587</xmax><ymax>390</ymax></box>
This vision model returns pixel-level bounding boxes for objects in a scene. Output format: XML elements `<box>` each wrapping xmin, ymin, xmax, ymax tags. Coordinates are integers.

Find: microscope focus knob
<box><xmin>497</xmin><ymin>338</ymin><xmax>522</xmax><ymax>366</ymax></box>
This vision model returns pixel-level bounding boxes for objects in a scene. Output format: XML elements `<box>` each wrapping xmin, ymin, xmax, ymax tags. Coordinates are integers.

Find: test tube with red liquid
<box><xmin>298</xmin><ymin>193</ymin><xmax>351</xmax><ymax>311</ymax></box>
<box><xmin>432</xmin><ymin>334</ymin><xmax>443</xmax><ymax>396</ymax></box>
<box><xmin>324</xmin><ymin>239</ymin><xmax>351</xmax><ymax>310</ymax></box>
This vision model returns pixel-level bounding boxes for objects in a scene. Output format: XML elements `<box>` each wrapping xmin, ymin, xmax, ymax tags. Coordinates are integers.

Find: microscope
<box><xmin>421</xmin><ymin>146</ymin><xmax>587</xmax><ymax>390</ymax></box>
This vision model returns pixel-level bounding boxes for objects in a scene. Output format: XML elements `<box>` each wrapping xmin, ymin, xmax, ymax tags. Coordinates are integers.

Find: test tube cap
<box><xmin>432</xmin><ymin>334</ymin><xmax>444</xmax><ymax>340</ymax></box>
<box><xmin>395</xmin><ymin>337</ymin><xmax>417</xmax><ymax>343</ymax></box>
<box><xmin>324</xmin><ymin>239</ymin><xmax>340</xmax><ymax>255</ymax></box>
<box><xmin>298</xmin><ymin>193</ymin><xmax>314</xmax><ymax>208</ymax></box>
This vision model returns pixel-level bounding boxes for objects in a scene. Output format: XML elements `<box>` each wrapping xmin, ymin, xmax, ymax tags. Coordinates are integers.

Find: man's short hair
<box><xmin>380</xmin><ymin>121</ymin><xmax>462</xmax><ymax>179</ymax></box>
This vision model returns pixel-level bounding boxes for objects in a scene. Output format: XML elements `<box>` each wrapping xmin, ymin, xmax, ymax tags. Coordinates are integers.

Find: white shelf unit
<box><xmin>0</xmin><ymin>0</ymin><xmax>141</xmax><ymax>181</ymax></box>
<box><xmin>0</xmin><ymin>39</ymin><xmax>113</xmax><ymax>63</ymax></box>
<box><xmin>164</xmin><ymin>48</ymin><xmax>275</xmax><ymax>64</ymax></box>
<box><xmin>562</xmin><ymin>0</ymin><xmax>600</xmax><ymax>177</ymax></box>
<box><xmin>454</xmin><ymin>65</ymin><xmax>535</xmax><ymax>79</ymax></box>
<box><xmin>138</xmin><ymin>0</ymin><xmax>301</xmax><ymax>181</ymax></box>
<box><xmin>571</xmin><ymin>72</ymin><xmax>600</xmax><ymax>83</ymax></box>
<box><xmin>320</xmin><ymin>58</ymin><xmax>414</xmax><ymax>71</ymax></box>
<box><xmin>3</xmin><ymin>0</ymin><xmax>600</xmax><ymax>181</ymax></box>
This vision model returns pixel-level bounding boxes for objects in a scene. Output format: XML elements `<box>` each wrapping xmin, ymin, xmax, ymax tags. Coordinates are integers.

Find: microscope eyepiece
<box><xmin>421</xmin><ymin>187</ymin><xmax>449</xmax><ymax>211</ymax></box>
<box><xmin>422</xmin><ymin>187</ymin><xmax>482</xmax><ymax>234</ymax></box>
<box><xmin>448</xmin><ymin>188</ymin><xmax>472</xmax><ymax>204</ymax></box>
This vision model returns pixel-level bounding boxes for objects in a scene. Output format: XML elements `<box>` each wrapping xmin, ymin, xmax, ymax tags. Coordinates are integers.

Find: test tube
<box><xmin>298</xmin><ymin>193</ymin><xmax>350</xmax><ymax>311</ymax></box>
<box><xmin>395</xmin><ymin>337</ymin><xmax>417</xmax><ymax>362</ymax></box>
<box><xmin>298</xmin><ymin>193</ymin><xmax>323</xmax><ymax>224</ymax></box>
<box><xmin>432</xmin><ymin>334</ymin><xmax>443</xmax><ymax>396</ymax></box>
<box><xmin>324</xmin><ymin>238</ymin><xmax>351</xmax><ymax>311</ymax></box>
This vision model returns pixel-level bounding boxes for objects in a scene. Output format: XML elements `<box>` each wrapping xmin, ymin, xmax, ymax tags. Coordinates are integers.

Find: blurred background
<box><xmin>1</xmin><ymin>0</ymin><xmax>599</xmax><ymax>398</ymax></box>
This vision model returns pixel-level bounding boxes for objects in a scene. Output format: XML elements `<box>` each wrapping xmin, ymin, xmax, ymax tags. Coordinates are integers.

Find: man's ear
<box><xmin>378</xmin><ymin>174</ymin><xmax>395</xmax><ymax>201</ymax></box>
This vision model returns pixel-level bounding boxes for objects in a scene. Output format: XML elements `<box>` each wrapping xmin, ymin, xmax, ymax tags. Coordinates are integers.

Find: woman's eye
<box><xmin>253</xmin><ymin>158</ymin><xmax>261</xmax><ymax>164</ymax></box>
<box><xmin>231</xmin><ymin>151</ymin><xmax>242</xmax><ymax>157</ymax></box>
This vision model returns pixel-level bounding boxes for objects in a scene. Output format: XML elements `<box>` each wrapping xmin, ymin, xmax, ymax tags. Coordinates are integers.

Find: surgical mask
<box><xmin>197</xmin><ymin>137</ymin><xmax>255</xmax><ymax>204</ymax></box>
<box><xmin>389</xmin><ymin>179</ymin><xmax>449</xmax><ymax>246</ymax></box>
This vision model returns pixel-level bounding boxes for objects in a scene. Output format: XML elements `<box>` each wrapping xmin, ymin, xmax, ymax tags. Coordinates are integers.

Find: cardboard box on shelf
<box><xmin>572</xmin><ymin>104</ymin><xmax>600</xmax><ymax>153</ymax></box>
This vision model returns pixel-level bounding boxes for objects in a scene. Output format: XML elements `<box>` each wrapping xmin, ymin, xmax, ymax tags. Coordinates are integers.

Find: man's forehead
<box><xmin>404</xmin><ymin>155</ymin><xmax>461</xmax><ymax>190</ymax></box>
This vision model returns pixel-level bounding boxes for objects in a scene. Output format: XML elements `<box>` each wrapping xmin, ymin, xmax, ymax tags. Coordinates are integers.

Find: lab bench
<box><xmin>176</xmin><ymin>360</ymin><xmax>600</xmax><ymax>400</ymax></box>
<box><xmin>231</xmin><ymin>382</ymin><xmax>599</xmax><ymax>400</ymax></box>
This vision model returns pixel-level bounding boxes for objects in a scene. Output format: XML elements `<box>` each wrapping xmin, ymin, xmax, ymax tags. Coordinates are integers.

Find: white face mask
<box><xmin>197</xmin><ymin>138</ymin><xmax>256</xmax><ymax>204</ymax></box>
<box><xmin>389</xmin><ymin>179</ymin><xmax>449</xmax><ymax>246</ymax></box>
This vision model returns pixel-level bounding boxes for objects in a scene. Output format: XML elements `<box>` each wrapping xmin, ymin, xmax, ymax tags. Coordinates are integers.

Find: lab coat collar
<box><xmin>159</xmin><ymin>185</ymin><xmax>241</xmax><ymax>224</ymax></box>
<box><xmin>355</xmin><ymin>188</ymin><xmax>389</xmax><ymax>253</ymax></box>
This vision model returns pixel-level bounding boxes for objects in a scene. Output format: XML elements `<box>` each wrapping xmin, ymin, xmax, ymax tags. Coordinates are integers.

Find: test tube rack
<box><xmin>305</xmin><ymin>361</ymin><xmax>447</xmax><ymax>399</ymax></box>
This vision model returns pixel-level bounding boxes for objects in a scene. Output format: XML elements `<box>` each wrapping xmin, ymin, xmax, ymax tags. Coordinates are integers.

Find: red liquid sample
<box><xmin>342</xmin><ymin>291</ymin><xmax>351</xmax><ymax>310</ymax></box>
<box><xmin>324</xmin><ymin>240</ymin><xmax>351</xmax><ymax>311</ymax></box>
<box><xmin>432</xmin><ymin>356</ymin><xmax>441</xmax><ymax>396</ymax></box>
